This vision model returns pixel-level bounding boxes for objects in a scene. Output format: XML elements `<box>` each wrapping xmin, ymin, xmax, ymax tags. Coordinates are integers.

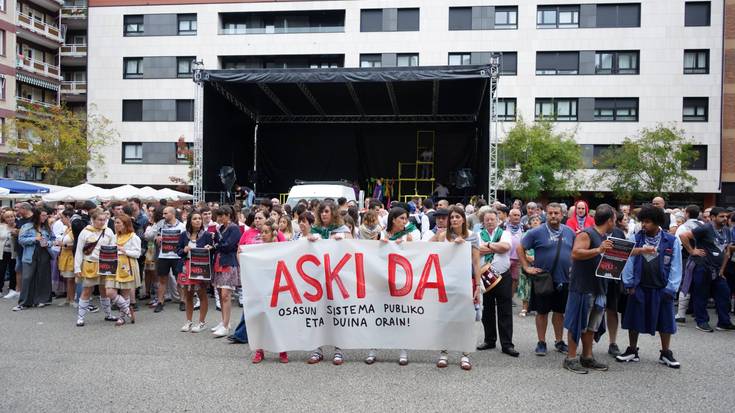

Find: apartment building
<box><xmin>87</xmin><ymin>0</ymin><xmax>727</xmax><ymax>201</ymax></box>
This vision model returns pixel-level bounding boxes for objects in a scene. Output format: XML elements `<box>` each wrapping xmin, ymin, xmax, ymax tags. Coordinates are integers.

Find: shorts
<box><xmin>156</xmin><ymin>259</ymin><xmax>178</xmax><ymax>277</ymax></box>
<box><xmin>529</xmin><ymin>283</ymin><xmax>568</xmax><ymax>315</ymax></box>
<box><xmin>564</xmin><ymin>291</ymin><xmax>605</xmax><ymax>344</ymax></box>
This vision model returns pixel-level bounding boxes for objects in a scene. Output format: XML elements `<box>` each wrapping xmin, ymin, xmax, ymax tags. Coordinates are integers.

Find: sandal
<box><xmin>437</xmin><ymin>353</ymin><xmax>448</xmax><ymax>368</ymax></box>
<box><xmin>460</xmin><ymin>356</ymin><xmax>472</xmax><ymax>371</ymax></box>
<box><xmin>333</xmin><ymin>352</ymin><xmax>344</xmax><ymax>365</ymax></box>
<box><xmin>307</xmin><ymin>352</ymin><xmax>323</xmax><ymax>364</ymax></box>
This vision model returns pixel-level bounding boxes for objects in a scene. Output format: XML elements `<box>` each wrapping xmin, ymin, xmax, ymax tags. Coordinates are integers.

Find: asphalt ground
<box><xmin>1</xmin><ymin>296</ymin><xmax>733</xmax><ymax>412</ymax></box>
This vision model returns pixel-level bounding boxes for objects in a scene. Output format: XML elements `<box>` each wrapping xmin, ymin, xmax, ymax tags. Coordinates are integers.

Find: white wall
<box><xmin>87</xmin><ymin>0</ymin><xmax>724</xmax><ymax>192</ymax></box>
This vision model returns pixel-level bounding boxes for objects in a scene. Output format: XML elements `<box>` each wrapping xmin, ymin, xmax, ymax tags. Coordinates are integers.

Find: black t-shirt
<box><xmin>640</xmin><ymin>255</ymin><xmax>666</xmax><ymax>289</ymax></box>
<box><xmin>14</xmin><ymin>216</ymin><xmax>32</xmax><ymax>252</ymax></box>
<box><xmin>692</xmin><ymin>223</ymin><xmax>732</xmax><ymax>269</ymax></box>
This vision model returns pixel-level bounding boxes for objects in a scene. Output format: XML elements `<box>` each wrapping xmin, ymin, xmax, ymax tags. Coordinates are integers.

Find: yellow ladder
<box><xmin>398</xmin><ymin>130</ymin><xmax>435</xmax><ymax>203</ymax></box>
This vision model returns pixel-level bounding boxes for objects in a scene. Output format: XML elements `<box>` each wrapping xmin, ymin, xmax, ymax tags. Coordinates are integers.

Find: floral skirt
<box><xmin>213</xmin><ymin>266</ymin><xmax>240</xmax><ymax>290</ymax></box>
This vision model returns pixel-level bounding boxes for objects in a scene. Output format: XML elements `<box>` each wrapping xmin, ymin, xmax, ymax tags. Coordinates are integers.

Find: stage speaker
<box><xmin>454</xmin><ymin>168</ymin><xmax>474</xmax><ymax>189</ymax></box>
<box><xmin>219</xmin><ymin>166</ymin><xmax>236</xmax><ymax>204</ymax></box>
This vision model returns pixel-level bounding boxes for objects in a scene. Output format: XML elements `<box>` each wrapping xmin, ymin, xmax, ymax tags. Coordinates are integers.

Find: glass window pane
<box><xmin>557</xmin><ymin>101</ymin><xmax>570</xmax><ymax>116</ymax></box>
<box><xmin>544</xmin><ymin>10</ymin><xmax>556</xmax><ymax>24</ymax></box>
<box><xmin>509</xmin><ymin>11</ymin><xmax>517</xmax><ymax>24</ymax></box>
<box><xmin>495</xmin><ymin>12</ymin><xmax>507</xmax><ymax>25</ymax></box>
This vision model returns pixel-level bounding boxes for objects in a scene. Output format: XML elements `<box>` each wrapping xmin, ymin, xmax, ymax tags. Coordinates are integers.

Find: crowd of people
<box><xmin>2</xmin><ymin>193</ymin><xmax>734</xmax><ymax>373</ymax></box>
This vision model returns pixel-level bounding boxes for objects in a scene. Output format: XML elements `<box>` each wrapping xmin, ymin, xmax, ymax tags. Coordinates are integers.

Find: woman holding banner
<box><xmin>107</xmin><ymin>215</ymin><xmax>141</xmax><ymax>326</ymax></box>
<box><xmin>365</xmin><ymin>207</ymin><xmax>422</xmax><ymax>366</ymax></box>
<box><xmin>73</xmin><ymin>209</ymin><xmax>116</xmax><ymax>326</ymax></box>
<box><xmin>177</xmin><ymin>212</ymin><xmax>214</xmax><ymax>333</ymax></box>
<box><xmin>430</xmin><ymin>205</ymin><xmax>482</xmax><ymax>370</ymax></box>
<box><xmin>294</xmin><ymin>211</ymin><xmax>314</xmax><ymax>241</ymax></box>
<box><xmin>306</xmin><ymin>201</ymin><xmax>353</xmax><ymax>366</ymax></box>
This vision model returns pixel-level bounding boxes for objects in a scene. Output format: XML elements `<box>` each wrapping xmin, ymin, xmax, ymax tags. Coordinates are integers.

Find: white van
<box><xmin>285</xmin><ymin>182</ymin><xmax>358</xmax><ymax>208</ymax></box>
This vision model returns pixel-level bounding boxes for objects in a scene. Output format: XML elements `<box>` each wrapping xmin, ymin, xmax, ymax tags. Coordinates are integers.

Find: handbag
<box><xmin>532</xmin><ymin>235</ymin><xmax>563</xmax><ymax>297</ymax></box>
<box><xmin>82</xmin><ymin>231</ymin><xmax>105</xmax><ymax>256</ymax></box>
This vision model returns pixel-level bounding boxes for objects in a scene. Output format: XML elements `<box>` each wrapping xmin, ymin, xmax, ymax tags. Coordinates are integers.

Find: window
<box><xmin>177</xmin><ymin>14</ymin><xmax>197</xmax><ymax>35</ymax></box>
<box><xmin>595</xmin><ymin>51</ymin><xmax>639</xmax><ymax>74</ymax></box>
<box><xmin>535</xmin><ymin>98</ymin><xmax>578</xmax><ymax>121</ymax></box>
<box><xmin>124</xmin><ymin>15</ymin><xmax>144</xmax><ymax>36</ymax></box>
<box><xmin>494</xmin><ymin>7</ymin><xmax>518</xmax><ymax>29</ymax></box>
<box><xmin>683</xmin><ymin>97</ymin><xmax>708</xmax><ymax>122</ymax></box>
<box><xmin>360</xmin><ymin>54</ymin><xmax>382</xmax><ymax>68</ymax></box>
<box><xmin>0</xmin><ymin>118</ymin><xmax>4</xmax><ymax>145</ymax></box>
<box><xmin>122</xmin><ymin>143</ymin><xmax>143</xmax><ymax>163</ymax></box>
<box><xmin>594</xmin><ymin>98</ymin><xmax>638</xmax><ymax>121</ymax></box>
<box><xmin>397</xmin><ymin>8</ymin><xmax>420</xmax><ymax>31</ymax></box>
<box><xmin>396</xmin><ymin>53</ymin><xmax>419</xmax><ymax>67</ymax></box>
<box><xmin>448</xmin><ymin>53</ymin><xmax>471</xmax><ymax>66</ymax></box>
<box><xmin>498</xmin><ymin>52</ymin><xmax>517</xmax><ymax>75</ymax></box>
<box><xmin>0</xmin><ymin>75</ymin><xmax>5</xmax><ymax>100</ymax></box>
<box><xmin>581</xmin><ymin>144</ymin><xmax>621</xmax><ymax>168</ymax></box>
<box><xmin>536</xmin><ymin>52</ymin><xmax>579</xmax><ymax>75</ymax></box>
<box><xmin>123</xmin><ymin>57</ymin><xmax>143</xmax><ymax>78</ymax></box>
<box><xmin>537</xmin><ymin>6</ymin><xmax>579</xmax><ymax>28</ymax></box>
<box><xmin>175</xmin><ymin>142</ymin><xmax>194</xmax><ymax>163</ymax></box>
<box><xmin>176</xmin><ymin>100</ymin><xmax>194</xmax><ymax>121</ymax></box>
<box><xmin>685</xmin><ymin>2</ymin><xmax>711</xmax><ymax>26</ymax></box>
<box><xmin>684</xmin><ymin>50</ymin><xmax>709</xmax><ymax>74</ymax></box>
<box><xmin>122</xmin><ymin>100</ymin><xmax>143</xmax><ymax>121</ymax></box>
<box><xmin>448</xmin><ymin>7</ymin><xmax>472</xmax><ymax>30</ymax></box>
<box><xmin>497</xmin><ymin>98</ymin><xmax>516</xmax><ymax>121</ymax></box>
<box><xmin>596</xmin><ymin>3</ymin><xmax>641</xmax><ymax>28</ymax></box>
<box><xmin>360</xmin><ymin>9</ymin><xmax>383</xmax><ymax>32</ymax></box>
<box><xmin>0</xmin><ymin>30</ymin><xmax>5</xmax><ymax>56</ymax></box>
<box><xmin>688</xmin><ymin>145</ymin><xmax>708</xmax><ymax>170</ymax></box>
<box><xmin>177</xmin><ymin>57</ymin><xmax>194</xmax><ymax>77</ymax></box>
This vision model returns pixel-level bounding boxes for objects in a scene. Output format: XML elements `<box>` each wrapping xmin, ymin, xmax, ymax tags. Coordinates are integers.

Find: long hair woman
<box><xmin>178</xmin><ymin>211</ymin><xmax>214</xmax><ymax>333</ymax></box>
<box><xmin>210</xmin><ymin>206</ymin><xmax>242</xmax><ymax>338</ymax></box>
<box><xmin>142</xmin><ymin>207</ymin><xmax>162</xmax><ymax>304</ymax></box>
<box><xmin>364</xmin><ymin>207</ymin><xmax>422</xmax><ymax>366</ymax></box>
<box><xmin>429</xmin><ymin>205</ymin><xmax>482</xmax><ymax>370</ymax></box>
<box><xmin>73</xmin><ymin>208</ymin><xmax>117</xmax><ymax>326</ymax></box>
<box><xmin>0</xmin><ymin>210</ymin><xmax>17</xmax><ymax>299</ymax></box>
<box><xmin>107</xmin><ymin>214</ymin><xmax>141</xmax><ymax>326</ymax></box>
<box><xmin>306</xmin><ymin>201</ymin><xmax>352</xmax><ymax>365</ymax></box>
<box><xmin>358</xmin><ymin>210</ymin><xmax>381</xmax><ymax>240</ymax></box>
<box><xmin>250</xmin><ymin>218</ymin><xmax>289</xmax><ymax>364</ymax></box>
<box><xmin>278</xmin><ymin>215</ymin><xmax>293</xmax><ymax>241</ymax></box>
<box><xmin>56</xmin><ymin>209</ymin><xmax>77</xmax><ymax>307</ymax></box>
<box><xmin>14</xmin><ymin>208</ymin><xmax>55</xmax><ymax>311</ymax></box>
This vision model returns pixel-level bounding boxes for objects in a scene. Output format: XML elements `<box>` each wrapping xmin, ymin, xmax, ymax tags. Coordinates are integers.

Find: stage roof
<box><xmin>198</xmin><ymin>65</ymin><xmax>492</xmax><ymax>124</ymax></box>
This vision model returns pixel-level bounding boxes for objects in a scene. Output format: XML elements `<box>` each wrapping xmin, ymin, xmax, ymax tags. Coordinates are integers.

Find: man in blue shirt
<box><xmin>517</xmin><ymin>202</ymin><xmax>575</xmax><ymax>356</ymax></box>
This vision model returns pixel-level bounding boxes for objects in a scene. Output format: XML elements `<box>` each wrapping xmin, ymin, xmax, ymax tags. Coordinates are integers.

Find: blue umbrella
<box><xmin>0</xmin><ymin>178</ymin><xmax>50</xmax><ymax>194</ymax></box>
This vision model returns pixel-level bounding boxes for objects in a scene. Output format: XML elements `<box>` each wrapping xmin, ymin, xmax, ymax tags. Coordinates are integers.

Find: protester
<box><xmin>358</xmin><ymin>210</ymin><xmax>382</xmax><ymax>240</ymax></box>
<box><xmin>145</xmin><ymin>206</ymin><xmax>186</xmax><ymax>313</ymax></box>
<box><xmin>177</xmin><ymin>212</ymin><xmax>214</xmax><ymax>333</ymax></box>
<box><xmin>294</xmin><ymin>211</ymin><xmax>314</xmax><ymax>241</ymax></box>
<box><xmin>13</xmin><ymin>208</ymin><xmax>55</xmax><ymax>311</ymax></box>
<box><xmin>518</xmin><ymin>215</ymin><xmax>542</xmax><ymax>316</ymax></box>
<box><xmin>506</xmin><ymin>208</ymin><xmax>524</xmax><ymax>300</ymax></box>
<box><xmin>562</xmin><ymin>204</ymin><xmax>616</xmax><ymax>374</ymax></box>
<box><xmin>73</xmin><ymin>209</ymin><xmax>116</xmax><ymax>326</ymax></box>
<box><xmin>616</xmin><ymin>205</ymin><xmax>682</xmax><ymax>368</ymax></box>
<box><xmin>56</xmin><ymin>209</ymin><xmax>77</xmax><ymax>307</ymax></box>
<box><xmin>6</xmin><ymin>203</ymin><xmax>34</xmax><ymax>300</ymax></box>
<box><xmin>674</xmin><ymin>205</ymin><xmax>703</xmax><ymax>323</ymax></box>
<box><xmin>278</xmin><ymin>215</ymin><xmax>294</xmax><ymax>241</ymax></box>
<box><xmin>517</xmin><ymin>203</ymin><xmax>574</xmax><ymax>356</ymax></box>
<box><xmin>211</xmin><ymin>206</ymin><xmax>242</xmax><ymax>338</ymax></box>
<box><xmin>476</xmin><ymin>209</ymin><xmax>518</xmax><ymax>357</ymax></box>
<box><xmin>606</xmin><ymin>212</ymin><xmax>630</xmax><ymax>357</ymax></box>
<box><xmin>0</xmin><ymin>210</ymin><xmax>17</xmax><ymax>298</ymax></box>
<box><xmin>566</xmin><ymin>200</ymin><xmax>594</xmax><ymax>233</ymax></box>
<box><xmin>107</xmin><ymin>215</ymin><xmax>140</xmax><ymax>326</ymax></box>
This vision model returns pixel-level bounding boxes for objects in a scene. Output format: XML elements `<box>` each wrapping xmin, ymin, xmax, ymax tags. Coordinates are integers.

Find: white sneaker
<box><xmin>181</xmin><ymin>321</ymin><xmax>193</xmax><ymax>332</ymax></box>
<box><xmin>58</xmin><ymin>301</ymin><xmax>71</xmax><ymax>307</ymax></box>
<box><xmin>191</xmin><ymin>321</ymin><xmax>207</xmax><ymax>333</ymax></box>
<box><xmin>194</xmin><ymin>295</ymin><xmax>201</xmax><ymax>309</ymax></box>
<box><xmin>4</xmin><ymin>290</ymin><xmax>19</xmax><ymax>299</ymax></box>
<box><xmin>210</xmin><ymin>321</ymin><xmax>223</xmax><ymax>332</ymax></box>
<box><xmin>212</xmin><ymin>325</ymin><xmax>229</xmax><ymax>337</ymax></box>
<box><xmin>71</xmin><ymin>302</ymin><xmax>79</xmax><ymax>308</ymax></box>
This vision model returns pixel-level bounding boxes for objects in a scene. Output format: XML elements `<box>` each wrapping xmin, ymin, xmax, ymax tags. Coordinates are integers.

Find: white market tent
<box><xmin>108</xmin><ymin>184</ymin><xmax>141</xmax><ymax>201</ymax></box>
<box><xmin>157</xmin><ymin>188</ymin><xmax>194</xmax><ymax>201</ymax></box>
<box><xmin>42</xmin><ymin>183</ymin><xmax>112</xmax><ymax>203</ymax></box>
<box><xmin>0</xmin><ymin>187</ymin><xmax>9</xmax><ymax>196</ymax></box>
<box><xmin>16</xmin><ymin>180</ymin><xmax>68</xmax><ymax>193</ymax></box>
<box><xmin>137</xmin><ymin>186</ymin><xmax>161</xmax><ymax>202</ymax></box>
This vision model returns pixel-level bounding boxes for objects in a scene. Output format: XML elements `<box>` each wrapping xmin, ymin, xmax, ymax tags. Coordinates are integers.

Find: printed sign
<box><xmin>595</xmin><ymin>237</ymin><xmax>635</xmax><ymax>280</ymax></box>
<box><xmin>160</xmin><ymin>229</ymin><xmax>180</xmax><ymax>257</ymax></box>
<box><xmin>189</xmin><ymin>248</ymin><xmax>212</xmax><ymax>281</ymax></box>
<box><xmin>98</xmin><ymin>245</ymin><xmax>118</xmax><ymax>276</ymax></box>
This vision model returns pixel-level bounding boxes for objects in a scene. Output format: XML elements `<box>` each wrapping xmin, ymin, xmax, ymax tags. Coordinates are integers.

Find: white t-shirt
<box><xmin>482</xmin><ymin>230</ymin><xmax>512</xmax><ymax>274</ymax></box>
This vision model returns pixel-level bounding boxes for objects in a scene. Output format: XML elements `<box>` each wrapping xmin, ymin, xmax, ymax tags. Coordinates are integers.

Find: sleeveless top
<box><xmin>569</xmin><ymin>227</ymin><xmax>607</xmax><ymax>295</ymax></box>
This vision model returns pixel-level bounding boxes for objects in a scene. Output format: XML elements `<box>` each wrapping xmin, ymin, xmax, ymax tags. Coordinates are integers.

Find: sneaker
<box><xmin>57</xmin><ymin>301</ymin><xmax>71</xmax><ymax>307</ymax></box>
<box><xmin>37</xmin><ymin>303</ymin><xmax>47</xmax><ymax>308</ymax></box>
<box><xmin>76</xmin><ymin>318</ymin><xmax>84</xmax><ymax>327</ymax></box>
<box><xmin>211</xmin><ymin>321</ymin><xmax>224</xmax><ymax>332</ymax></box>
<box><xmin>365</xmin><ymin>349</ymin><xmax>377</xmax><ymax>365</ymax></box>
<box><xmin>608</xmin><ymin>343</ymin><xmax>621</xmax><ymax>357</ymax></box>
<box><xmin>3</xmin><ymin>289</ymin><xmax>19</xmax><ymax>299</ymax></box>
<box><xmin>154</xmin><ymin>303</ymin><xmax>164</xmax><ymax>313</ymax></box>
<box><xmin>615</xmin><ymin>347</ymin><xmax>640</xmax><ymax>363</ymax></box>
<box><xmin>279</xmin><ymin>352</ymin><xmax>289</xmax><ymax>363</ymax></box>
<box><xmin>191</xmin><ymin>321</ymin><xmax>207</xmax><ymax>333</ymax></box>
<box><xmin>12</xmin><ymin>305</ymin><xmax>26</xmax><ymax>312</ymax></box>
<box><xmin>715</xmin><ymin>323</ymin><xmax>735</xmax><ymax>331</ymax></box>
<box><xmin>88</xmin><ymin>305</ymin><xmax>99</xmax><ymax>313</ymax></box>
<box><xmin>212</xmin><ymin>325</ymin><xmax>229</xmax><ymax>337</ymax></box>
<box><xmin>555</xmin><ymin>340</ymin><xmax>569</xmax><ymax>354</ymax></box>
<box><xmin>658</xmin><ymin>349</ymin><xmax>680</xmax><ymax>368</ymax></box>
<box><xmin>675</xmin><ymin>316</ymin><xmax>686</xmax><ymax>323</ymax></box>
<box><xmin>580</xmin><ymin>357</ymin><xmax>609</xmax><ymax>371</ymax></box>
<box><xmin>563</xmin><ymin>358</ymin><xmax>589</xmax><ymax>374</ymax></box>
<box><xmin>535</xmin><ymin>341</ymin><xmax>547</xmax><ymax>356</ymax></box>
<box><xmin>251</xmin><ymin>350</ymin><xmax>264</xmax><ymax>364</ymax></box>
<box><xmin>71</xmin><ymin>302</ymin><xmax>78</xmax><ymax>309</ymax></box>
<box><xmin>696</xmin><ymin>323</ymin><xmax>714</xmax><ymax>332</ymax></box>
<box><xmin>180</xmin><ymin>321</ymin><xmax>193</xmax><ymax>332</ymax></box>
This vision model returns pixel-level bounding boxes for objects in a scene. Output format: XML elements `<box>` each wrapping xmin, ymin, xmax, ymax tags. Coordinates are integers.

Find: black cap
<box><xmin>434</xmin><ymin>208</ymin><xmax>449</xmax><ymax>217</ymax></box>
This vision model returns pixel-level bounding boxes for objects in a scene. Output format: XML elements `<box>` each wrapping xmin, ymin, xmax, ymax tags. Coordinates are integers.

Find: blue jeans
<box><xmin>692</xmin><ymin>265</ymin><xmax>732</xmax><ymax>327</ymax></box>
<box><xmin>232</xmin><ymin>312</ymin><xmax>248</xmax><ymax>343</ymax></box>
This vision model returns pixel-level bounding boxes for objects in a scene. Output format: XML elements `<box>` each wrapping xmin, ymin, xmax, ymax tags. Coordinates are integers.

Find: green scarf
<box><xmin>480</xmin><ymin>226</ymin><xmax>503</xmax><ymax>263</ymax></box>
<box><xmin>389</xmin><ymin>223</ymin><xmax>417</xmax><ymax>241</ymax></box>
<box><xmin>311</xmin><ymin>225</ymin><xmax>339</xmax><ymax>240</ymax></box>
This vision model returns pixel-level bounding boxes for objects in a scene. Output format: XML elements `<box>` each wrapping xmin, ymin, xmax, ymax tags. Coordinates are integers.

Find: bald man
<box><xmin>145</xmin><ymin>206</ymin><xmax>186</xmax><ymax>313</ymax></box>
<box><xmin>652</xmin><ymin>197</ymin><xmax>671</xmax><ymax>230</ymax></box>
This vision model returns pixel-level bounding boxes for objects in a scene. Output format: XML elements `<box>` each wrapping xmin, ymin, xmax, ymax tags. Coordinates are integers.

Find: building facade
<box><xmin>87</xmin><ymin>0</ymin><xmax>727</xmax><ymax>201</ymax></box>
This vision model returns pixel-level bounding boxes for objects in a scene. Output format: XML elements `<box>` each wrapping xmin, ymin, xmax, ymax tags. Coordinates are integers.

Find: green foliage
<box><xmin>499</xmin><ymin>117</ymin><xmax>582</xmax><ymax>200</ymax></box>
<box><xmin>595</xmin><ymin>124</ymin><xmax>698</xmax><ymax>201</ymax></box>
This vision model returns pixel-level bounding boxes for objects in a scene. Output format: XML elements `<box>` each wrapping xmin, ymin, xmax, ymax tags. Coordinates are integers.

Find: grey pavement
<box><xmin>1</xmin><ymin>296</ymin><xmax>733</xmax><ymax>412</ymax></box>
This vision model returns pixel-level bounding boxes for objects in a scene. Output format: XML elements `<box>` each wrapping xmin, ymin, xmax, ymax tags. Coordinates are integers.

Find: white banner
<box><xmin>239</xmin><ymin>239</ymin><xmax>476</xmax><ymax>353</ymax></box>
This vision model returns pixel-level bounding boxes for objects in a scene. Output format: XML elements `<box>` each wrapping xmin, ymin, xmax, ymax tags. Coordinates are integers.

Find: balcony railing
<box><xmin>60</xmin><ymin>43</ymin><xmax>87</xmax><ymax>56</ymax></box>
<box><xmin>61</xmin><ymin>80</ymin><xmax>87</xmax><ymax>94</ymax></box>
<box><xmin>17</xmin><ymin>97</ymin><xmax>58</xmax><ymax>112</ymax></box>
<box><xmin>16</xmin><ymin>12</ymin><xmax>64</xmax><ymax>44</ymax></box>
<box><xmin>61</xmin><ymin>6</ymin><xmax>88</xmax><ymax>19</ymax></box>
<box><xmin>17</xmin><ymin>55</ymin><xmax>62</xmax><ymax>80</ymax></box>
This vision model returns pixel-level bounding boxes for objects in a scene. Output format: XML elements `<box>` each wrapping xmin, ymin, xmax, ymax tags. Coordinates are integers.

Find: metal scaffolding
<box><xmin>486</xmin><ymin>55</ymin><xmax>501</xmax><ymax>204</ymax></box>
<box><xmin>192</xmin><ymin>62</ymin><xmax>205</xmax><ymax>203</ymax></box>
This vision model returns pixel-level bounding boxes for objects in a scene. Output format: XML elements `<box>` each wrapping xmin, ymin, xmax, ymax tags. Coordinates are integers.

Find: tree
<box><xmin>595</xmin><ymin>124</ymin><xmax>698</xmax><ymax>201</ymax></box>
<box><xmin>4</xmin><ymin>104</ymin><xmax>117</xmax><ymax>186</ymax></box>
<box><xmin>499</xmin><ymin>117</ymin><xmax>582</xmax><ymax>200</ymax></box>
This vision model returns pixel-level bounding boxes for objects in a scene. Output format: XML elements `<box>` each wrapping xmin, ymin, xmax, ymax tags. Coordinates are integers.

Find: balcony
<box><xmin>62</xmin><ymin>5</ymin><xmax>88</xmax><ymax>30</ymax></box>
<box><xmin>17</xmin><ymin>55</ymin><xmax>62</xmax><ymax>81</ymax></box>
<box><xmin>60</xmin><ymin>81</ymin><xmax>87</xmax><ymax>103</ymax></box>
<box><xmin>60</xmin><ymin>44</ymin><xmax>87</xmax><ymax>66</ymax></box>
<box><xmin>25</xmin><ymin>0</ymin><xmax>64</xmax><ymax>12</ymax></box>
<box><xmin>16</xmin><ymin>12</ymin><xmax>64</xmax><ymax>48</ymax></box>
<box><xmin>17</xmin><ymin>96</ymin><xmax>58</xmax><ymax>115</ymax></box>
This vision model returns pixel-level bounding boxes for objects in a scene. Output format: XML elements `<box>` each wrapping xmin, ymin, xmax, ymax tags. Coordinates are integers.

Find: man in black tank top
<box><xmin>562</xmin><ymin>204</ymin><xmax>616</xmax><ymax>374</ymax></box>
